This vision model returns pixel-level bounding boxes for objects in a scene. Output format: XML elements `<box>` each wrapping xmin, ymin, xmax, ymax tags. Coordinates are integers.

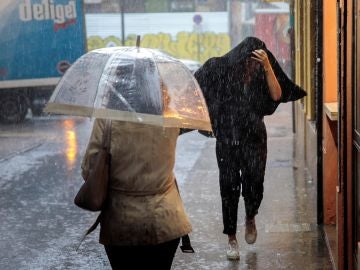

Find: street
<box><xmin>0</xmin><ymin>104</ymin><xmax>333</xmax><ymax>269</ymax></box>
<box><xmin>0</xmin><ymin>116</ymin><xmax>109</xmax><ymax>269</ymax></box>
<box><xmin>0</xmin><ymin>114</ymin><xmax>208</xmax><ymax>269</ymax></box>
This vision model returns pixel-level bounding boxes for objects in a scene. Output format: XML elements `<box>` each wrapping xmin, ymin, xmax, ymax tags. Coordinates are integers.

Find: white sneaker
<box><xmin>226</xmin><ymin>239</ymin><xmax>240</xmax><ymax>260</ymax></box>
<box><xmin>245</xmin><ymin>218</ymin><xmax>257</xmax><ymax>244</ymax></box>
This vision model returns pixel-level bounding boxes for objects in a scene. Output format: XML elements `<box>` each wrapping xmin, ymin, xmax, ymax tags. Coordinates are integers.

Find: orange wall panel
<box><xmin>322</xmin><ymin>0</ymin><xmax>338</xmax><ymax>226</ymax></box>
<box><xmin>323</xmin><ymin>0</ymin><xmax>338</xmax><ymax>102</ymax></box>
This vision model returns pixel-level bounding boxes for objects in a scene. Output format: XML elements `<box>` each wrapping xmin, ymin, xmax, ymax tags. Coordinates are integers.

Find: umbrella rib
<box><xmin>108</xmin><ymin>83</ymin><xmax>136</xmax><ymax>112</ymax></box>
<box><xmin>93</xmin><ymin>50</ymin><xmax>129</xmax><ymax>111</ymax></box>
<box><xmin>148</xmin><ymin>51</ymin><xmax>165</xmax><ymax>113</ymax></box>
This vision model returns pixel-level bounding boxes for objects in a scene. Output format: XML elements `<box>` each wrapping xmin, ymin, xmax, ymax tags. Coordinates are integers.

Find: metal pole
<box><xmin>195</xmin><ymin>24</ymin><xmax>201</xmax><ymax>61</ymax></box>
<box><xmin>289</xmin><ymin>0</ymin><xmax>296</xmax><ymax>134</ymax></box>
<box><xmin>120</xmin><ymin>0</ymin><xmax>125</xmax><ymax>46</ymax></box>
<box><xmin>228</xmin><ymin>0</ymin><xmax>242</xmax><ymax>48</ymax></box>
<box><xmin>197</xmin><ymin>31</ymin><xmax>200</xmax><ymax>61</ymax></box>
<box><xmin>315</xmin><ymin>0</ymin><xmax>324</xmax><ymax>225</ymax></box>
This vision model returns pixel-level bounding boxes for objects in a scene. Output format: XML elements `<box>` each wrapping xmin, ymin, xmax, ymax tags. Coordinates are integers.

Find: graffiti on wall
<box><xmin>255</xmin><ymin>13</ymin><xmax>291</xmax><ymax>76</ymax></box>
<box><xmin>87</xmin><ymin>32</ymin><xmax>231</xmax><ymax>63</ymax></box>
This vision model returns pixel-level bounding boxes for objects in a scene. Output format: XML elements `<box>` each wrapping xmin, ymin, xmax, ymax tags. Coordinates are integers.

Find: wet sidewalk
<box><xmin>0</xmin><ymin>103</ymin><xmax>333</xmax><ymax>269</ymax></box>
<box><xmin>172</xmin><ymin>102</ymin><xmax>333</xmax><ymax>269</ymax></box>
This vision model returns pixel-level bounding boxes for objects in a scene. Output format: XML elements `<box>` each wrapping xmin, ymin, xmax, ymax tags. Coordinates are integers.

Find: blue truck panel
<box><xmin>0</xmin><ymin>0</ymin><xmax>86</xmax><ymax>82</ymax></box>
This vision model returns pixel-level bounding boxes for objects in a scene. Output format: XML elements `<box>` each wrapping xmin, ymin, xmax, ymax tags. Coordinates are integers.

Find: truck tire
<box><xmin>29</xmin><ymin>88</ymin><xmax>53</xmax><ymax>116</ymax></box>
<box><xmin>0</xmin><ymin>94</ymin><xmax>28</xmax><ymax>123</ymax></box>
<box><xmin>31</xmin><ymin>105</ymin><xmax>44</xmax><ymax>116</ymax></box>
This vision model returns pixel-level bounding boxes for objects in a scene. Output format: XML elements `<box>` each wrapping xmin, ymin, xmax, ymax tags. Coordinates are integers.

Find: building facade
<box><xmin>292</xmin><ymin>0</ymin><xmax>358</xmax><ymax>269</ymax></box>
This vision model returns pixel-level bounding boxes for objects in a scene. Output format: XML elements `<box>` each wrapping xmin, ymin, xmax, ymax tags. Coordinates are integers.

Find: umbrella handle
<box><xmin>136</xmin><ymin>35</ymin><xmax>141</xmax><ymax>51</ymax></box>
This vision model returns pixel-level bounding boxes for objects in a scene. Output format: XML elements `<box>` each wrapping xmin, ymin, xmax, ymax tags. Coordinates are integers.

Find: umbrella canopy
<box><xmin>44</xmin><ymin>46</ymin><xmax>211</xmax><ymax>131</ymax></box>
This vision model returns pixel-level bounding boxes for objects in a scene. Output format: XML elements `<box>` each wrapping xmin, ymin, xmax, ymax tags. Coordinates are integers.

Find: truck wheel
<box><xmin>31</xmin><ymin>105</ymin><xmax>44</xmax><ymax>116</ymax></box>
<box><xmin>0</xmin><ymin>94</ymin><xmax>28</xmax><ymax>123</ymax></box>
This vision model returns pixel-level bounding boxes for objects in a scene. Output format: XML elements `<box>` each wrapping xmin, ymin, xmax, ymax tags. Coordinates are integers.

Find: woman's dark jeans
<box><xmin>216</xmin><ymin>138</ymin><xmax>266</xmax><ymax>235</ymax></box>
<box><xmin>104</xmin><ymin>238</ymin><xmax>180</xmax><ymax>270</ymax></box>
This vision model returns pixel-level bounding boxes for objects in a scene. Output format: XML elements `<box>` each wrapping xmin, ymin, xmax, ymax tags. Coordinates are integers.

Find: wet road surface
<box><xmin>0</xmin><ymin>104</ymin><xmax>332</xmax><ymax>269</ymax></box>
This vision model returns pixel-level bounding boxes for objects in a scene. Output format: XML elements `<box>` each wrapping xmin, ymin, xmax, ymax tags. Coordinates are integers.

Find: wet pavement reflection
<box><xmin>62</xmin><ymin>119</ymin><xmax>78</xmax><ymax>171</ymax></box>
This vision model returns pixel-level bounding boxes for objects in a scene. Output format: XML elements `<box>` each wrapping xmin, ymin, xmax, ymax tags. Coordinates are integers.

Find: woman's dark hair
<box><xmin>223</xmin><ymin>37</ymin><xmax>266</xmax><ymax>66</ymax></box>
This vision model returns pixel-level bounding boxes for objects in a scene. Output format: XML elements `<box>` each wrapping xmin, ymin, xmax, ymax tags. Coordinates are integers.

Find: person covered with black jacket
<box><xmin>194</xmin><ymin>36</ymin><xmax>306</xmax><ymax>260</ymax></box>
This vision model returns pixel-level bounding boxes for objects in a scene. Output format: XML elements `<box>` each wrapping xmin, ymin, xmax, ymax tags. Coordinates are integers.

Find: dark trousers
<box><xmin>104</xmin><ymin>238</ymin><xmax>180</xmax><ymax>270</ymax></box>
<box><xmin>216</xmin><ymin>138</ymin><xmax>267</xmax><ymax>235</ymax></box>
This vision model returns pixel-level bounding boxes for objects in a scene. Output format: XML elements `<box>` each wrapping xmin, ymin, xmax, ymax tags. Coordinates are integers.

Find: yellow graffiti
<box><xmin>87</xmin><ymin>32</ymin><xmax>231</xmax><ymax>63</ymax></box>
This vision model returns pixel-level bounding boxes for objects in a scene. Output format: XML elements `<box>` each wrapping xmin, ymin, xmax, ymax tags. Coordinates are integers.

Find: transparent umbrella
<box><xmin>44</xmin><ymin>46</ymin><xmax>211</xmax><ymax>131</ymax></box>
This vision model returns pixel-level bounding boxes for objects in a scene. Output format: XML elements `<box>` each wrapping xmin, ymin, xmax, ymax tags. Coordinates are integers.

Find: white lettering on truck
<box><xmin>19</xmin><ymin>0</ymin><xmax>77</xmax><ymax>24</ymax></box>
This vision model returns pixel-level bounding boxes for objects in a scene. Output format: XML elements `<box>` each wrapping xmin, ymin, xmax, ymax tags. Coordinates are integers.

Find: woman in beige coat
<box><xmin>81</xmin><ymin>119</ymin><xmax>192</xmax><ymax>270</ymax></box>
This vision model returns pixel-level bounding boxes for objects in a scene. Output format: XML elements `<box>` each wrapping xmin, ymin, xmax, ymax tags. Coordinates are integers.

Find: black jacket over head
<box><xmin>194</xmin><ymin>36</ymin><xmax>306</xmax><ymax>141</ymax></box>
